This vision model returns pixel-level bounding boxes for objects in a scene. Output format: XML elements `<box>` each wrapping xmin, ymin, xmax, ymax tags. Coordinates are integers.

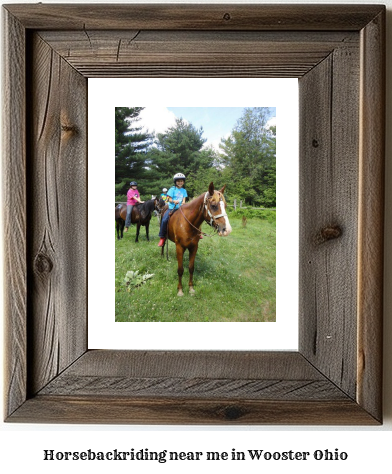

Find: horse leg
<box><xmin>135</xmin><ymin>223</ymin><xmax>140</xmax><ymax>243</ymax></box>
<box><xmin>116</xmin><ymin>221</ymin><xmax>120</xmax><ymax>240</ymax></box>
<box><xmin>146</xmin><ymin>221</ymin><xmax>150</xmax><ymax>241</ymax></box>
<box><xmin>121</xmin><ymin>220</ymin><xmax>124</xmax><ymax>239</ymax></box>
<box><xmin>188</xmin><ymin>243</ymin><xmax>199</xmax><ymax>295</ymax></box>
<box><xmin>176</xmin><ymin>243</ymin><xmax>185</xmax><ymax>296</ymax></box>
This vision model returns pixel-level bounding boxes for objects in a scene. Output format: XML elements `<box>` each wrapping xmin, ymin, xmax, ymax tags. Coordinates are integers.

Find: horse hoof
<box><xmin>189</xmin><ymin>287</ymin><xmax>195</xmax><ymax>295</ymax></box>
<box><xmin>177</xmin><ymin>290</ymin><xmax>184</xmax><ymax>297</ymax></box>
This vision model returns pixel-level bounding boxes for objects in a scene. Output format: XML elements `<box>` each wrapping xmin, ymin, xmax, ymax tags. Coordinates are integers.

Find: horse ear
<box><xmin>208</xmin><ymin>182</ymin><xmax>215</xmax><ymax>195</ymax></box>
<box><xmin>219</xmin><ymin>184</ymin><xmax>226</xmax><ymax>194</ymax></box>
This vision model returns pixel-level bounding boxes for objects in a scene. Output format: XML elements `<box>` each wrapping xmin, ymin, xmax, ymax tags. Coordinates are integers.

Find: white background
<box><xmin>1</xmin><ymin>0</ymin><xmax>391</xmax><ymax>473</ymax></box>
<box><xmin>88</xmin><ymin>77</ymin><xmax>299</xmax><ymax>350</ymax></box>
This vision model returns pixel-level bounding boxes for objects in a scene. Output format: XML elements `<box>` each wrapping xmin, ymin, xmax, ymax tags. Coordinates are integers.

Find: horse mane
<box><xmin>137</xmin><ymin>199</ymin><xmax>156</xmax><ymax>220</ymax></box>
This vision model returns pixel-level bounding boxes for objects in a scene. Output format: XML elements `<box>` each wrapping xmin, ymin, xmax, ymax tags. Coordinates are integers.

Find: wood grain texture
<box><xmin>2</xmin><ymin>9</ymin><xmax>27</xmax><ymax>419</ymax></box>
<box><xmin>39</xmin><ymin>376</ymin><xmax>347</xmax><ymax>401</ymax></box>
<box><xmin>56</xmin><ymin>350</ymin><xmax>331</xmax><ymax>379</ymax></box>
<box><xmin>9</xmin><ymin>396</ymin><xmax>379</xmax><ymax>425</ymax></box>
<box><xmin>6</xmin><ymin>350</ymin><xmax>379</xmax><ymax>424</ymax></box>
<box><xmin>299</xmin><ymin>41</ymin><xmax>360</xmax><ymax>399</ymax></box>
<box><xmin>27</xmin><ymin>33</ymin><xmax>87</xmax><ymax>396</ymax></box>
<box><xmin>2</xmin><ymin>4</ymin><xmax>385</xmax><ymax>425</ymax></box>
<box><xmin>39</xmin><ymin>30</ymin><xmax>358</xmax><ymax>78</ymax></box>
<box><xmin>4</xmin><ymin>4</ymin><xmax>384</xmax><ymax>31</ymax></box>
<box><xmin>36</xmin><ymin>351</ymin><xmax>346</xmax><ymax>401</ymax></box>
<box><xmin>357</xmin><ymin>9</ymin><xmax>385</xmax><ymax>422</ymax></box>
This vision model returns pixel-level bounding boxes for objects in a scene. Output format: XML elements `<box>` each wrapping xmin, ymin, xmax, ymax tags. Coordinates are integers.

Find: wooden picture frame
<box><xmin>3</xmin><ymin>4</ymin><xmax>385</xmax><ymax>424</ymax></box>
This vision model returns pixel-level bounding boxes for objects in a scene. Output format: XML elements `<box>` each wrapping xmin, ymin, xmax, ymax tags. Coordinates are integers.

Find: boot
<box><xmin>158</xmin><ymin>238</ymin><xmax>166</xmax><ymax>247</ymax></box>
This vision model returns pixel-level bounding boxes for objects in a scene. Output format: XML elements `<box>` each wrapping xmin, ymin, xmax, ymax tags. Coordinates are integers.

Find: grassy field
<box><xmin>115</xmin><ymin>214</ymin><xmax>276</xmax><ymax>322</ymax></box>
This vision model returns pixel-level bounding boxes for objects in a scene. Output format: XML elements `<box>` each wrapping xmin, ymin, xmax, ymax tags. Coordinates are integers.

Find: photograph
<box><xmin>114</xmin><ymin>107</ymin><xmax>277</xmax><ymax>322</ymax></box>
<box><xmin>1</xmin><ymin>6</ymin><xmax>390</xmax><ymax>471</ymax></box>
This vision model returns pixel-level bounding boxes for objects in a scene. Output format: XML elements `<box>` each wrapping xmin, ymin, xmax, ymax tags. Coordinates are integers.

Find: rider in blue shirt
<box><xmin>160</xmin><ymin>188</ymin><xmax>169</xmax><ymax>203</ymax></box>
<box><xmin>158</xmin><ymin>173</ymin><xmax>188</xmax><ymax>247</ymax></box>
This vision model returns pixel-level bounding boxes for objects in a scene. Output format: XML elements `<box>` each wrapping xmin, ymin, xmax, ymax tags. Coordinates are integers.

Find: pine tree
<box><xmin>145</xmin><ymin>118</ymin><xmax>216</xmax><ymax>197</ymax></box>
<box><xmin>115</xmin><ymin>107</ymin><xmax>152</xmax><ymax>197</ymax></box>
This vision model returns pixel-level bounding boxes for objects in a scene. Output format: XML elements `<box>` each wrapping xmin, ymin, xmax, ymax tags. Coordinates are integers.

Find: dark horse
<box><xmin>115</xmin><ymin>198</ymin><xmax>158</xmax><ymax>242</ymax></box>
<box><xmin>156</xmin><ymin>198</ymin><xmax>168</xmax><ymax>224</ymax></box>
<box><xmin>162</xmin><ymin>182</ymin><xmax>232</xmax><ymax>296</ymax></box>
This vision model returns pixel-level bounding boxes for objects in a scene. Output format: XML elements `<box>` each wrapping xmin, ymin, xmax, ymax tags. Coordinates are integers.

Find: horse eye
<box><xmin>211</xmin><ymin>204</ymin><xmax>219</xmax><ymax>211</ymax></box>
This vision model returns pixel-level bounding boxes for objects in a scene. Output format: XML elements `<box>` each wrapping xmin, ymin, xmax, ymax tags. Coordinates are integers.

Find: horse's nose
<box><xmin>218</xmin><ymin>225</ymin><xmax>227</xmax><ymax>236</ymax></box>
<box><xmin>219</xmin><ymin>222</ymin><xmax>232</xmax><ymax>236</ymax></box>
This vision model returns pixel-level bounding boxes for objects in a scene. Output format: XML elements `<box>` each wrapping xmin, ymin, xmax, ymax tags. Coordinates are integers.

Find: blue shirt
<box><xmin>167</xmin><ymin>186</ymin><xmax>188</xmax><ymax>210</ymax></box>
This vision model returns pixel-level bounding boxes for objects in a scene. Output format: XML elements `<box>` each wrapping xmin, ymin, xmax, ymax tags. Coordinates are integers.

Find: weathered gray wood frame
<box><xmin>2</xmin><ymin>4</ymin><xmax>385</xmax><ymax>424</ymax></box>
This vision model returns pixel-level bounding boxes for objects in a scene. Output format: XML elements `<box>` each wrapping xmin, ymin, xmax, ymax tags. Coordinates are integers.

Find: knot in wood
<box><xmin>223</xmin><ymin>13</ymin><xmax>231</xmax><ymax>21</ymax></box>
<box><xmin>223</xmin><ymin>405</ymin><xmax>244</xmax><ymax>420</ymax></box>
<box><xmin>312</xmin><ymin>139</ymin><xmax>319</xmax><ymax>148</ymax></box>
<box><xmin>34</xmin><ymin>252</ymin><xmax>53</xmax><ymax>274</ymax></box>
<box><xmin>61</xmin><ymin>124</ymin><xmax>78</xmax><ymax>134</ymax></box>
<box><xmin>315</xmin><ymin>225</ymin><xmax>342</xmax><ymax>244</ymax></box>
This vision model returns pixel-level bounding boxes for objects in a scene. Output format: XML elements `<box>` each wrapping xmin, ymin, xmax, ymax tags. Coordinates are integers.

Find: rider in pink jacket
<box><xmin>125</xmin><ymin>181</ymin><xmax>144</xmax><ymax>232</ymax></box>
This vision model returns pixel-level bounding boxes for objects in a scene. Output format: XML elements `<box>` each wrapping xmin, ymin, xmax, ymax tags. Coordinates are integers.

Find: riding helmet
<box><xmin>173</xmin><ymin>173</ymin><xmax>186</xmax><ymax>184</ymax></box>
<box><xmin>129</xmin><ymin>181</ymin><xmax>137</xmax><ymax>186</ymax></box>
<box><xmin>162</xmin><ymin>188</ymin><xmax>168</xmax><ymax>193</ymax></box>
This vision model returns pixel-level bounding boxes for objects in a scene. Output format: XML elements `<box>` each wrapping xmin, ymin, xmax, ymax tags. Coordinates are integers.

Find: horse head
<box><xmin>156</xmin><ymin>197</ymin><xmax>167</xmax><ymax>215</ymax></box>
<box><xmin>204</xmin><ymin>182</ymin><xmax>232</xmax><ymax>237</ymax></box>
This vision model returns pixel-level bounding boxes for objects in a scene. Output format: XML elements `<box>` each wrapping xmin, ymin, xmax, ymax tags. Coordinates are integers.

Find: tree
<box><xmin>115</xmin><ymin>107</ymin><xmax>152</xmax><ymax>196</ymax></box>
<box><xmin>145</xmin><ymin>118</ymin><xmax>216</xmax><ymax>197</ymax></box>
<box><xmin>186</xmin><ymin>152</ymin><xmax>223</xmax><ymax>196</ymax></box>
<box><xmin>262</xmin><ymin>124</ymin><xmax>276</xmax><ymax>207</ymax></box>
<box><xmin>219</xmin><ymin>107</ymin><xmax>276</xmax><ymax>206</ymax></box>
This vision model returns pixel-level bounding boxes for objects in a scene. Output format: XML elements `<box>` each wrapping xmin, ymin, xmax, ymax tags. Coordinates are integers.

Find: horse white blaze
<box><xmin>219</xmin><ymin>200</ymin><xmax>232</xmax><ymax>236</ymax></box>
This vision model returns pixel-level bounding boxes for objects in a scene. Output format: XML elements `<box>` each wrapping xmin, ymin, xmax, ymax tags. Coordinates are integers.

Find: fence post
<box><xmin>240</xmin><ymin>200</ymin><xmax>243</xmax><ymax>208</ymax></box>
<box><xmin>233</xmin><ymin>199</ymin><xmax>237</xmax><ymax>210</ymax></box>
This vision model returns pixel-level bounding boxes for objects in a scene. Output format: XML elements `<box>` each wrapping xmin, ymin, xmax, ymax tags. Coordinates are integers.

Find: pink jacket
<box><xmin>127</xmin><ymin>188</ymin><xmax>140</xmax><ymax>205</ymax></box>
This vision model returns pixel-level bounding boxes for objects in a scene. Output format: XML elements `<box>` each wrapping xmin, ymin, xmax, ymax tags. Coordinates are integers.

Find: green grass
<box><xmin>115</xmin><ymin>216</ymin><xmax>275</xmax><ymax>322</ymax></box>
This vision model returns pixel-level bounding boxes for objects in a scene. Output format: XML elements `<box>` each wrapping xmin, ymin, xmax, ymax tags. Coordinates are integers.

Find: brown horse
<box><xmin>162</xmin><ymin>182</ymin><xmax>232</xmax><ymax>296</ymax></box>
<box><xmin>115</xmin><ymin>198</ymin><xmax>158</xmax><ymax>242</ymax></box>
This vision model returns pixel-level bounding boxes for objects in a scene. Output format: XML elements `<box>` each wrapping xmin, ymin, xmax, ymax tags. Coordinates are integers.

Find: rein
<box><xmin>179</xmin><ymin>206</ymin><xmax>213</xmax><ymax>238</ymax></box>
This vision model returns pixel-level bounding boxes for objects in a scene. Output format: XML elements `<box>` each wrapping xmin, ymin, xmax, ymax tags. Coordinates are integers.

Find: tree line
<box><xmin>115</xmin><ymin>107</ymin><xmax>276</xmax><ymax>207</ymax></box>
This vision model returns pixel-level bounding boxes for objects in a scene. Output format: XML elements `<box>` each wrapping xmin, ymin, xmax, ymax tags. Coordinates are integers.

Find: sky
<box><xmin>138</xmin><ymin>107</ymin><xmax>276</xmax><ymax>151</ymax></box>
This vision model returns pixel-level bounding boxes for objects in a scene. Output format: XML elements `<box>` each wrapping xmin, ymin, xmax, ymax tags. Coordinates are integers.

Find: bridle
<box><xmin>178</xmin><ymin>191</ymin><xmax>228</xmax><ymax>237</ymax></box>
<box><xmin>203</xmin><ymin>191</ymin><xmax>228</xmax><ymax>228</ymax></box>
